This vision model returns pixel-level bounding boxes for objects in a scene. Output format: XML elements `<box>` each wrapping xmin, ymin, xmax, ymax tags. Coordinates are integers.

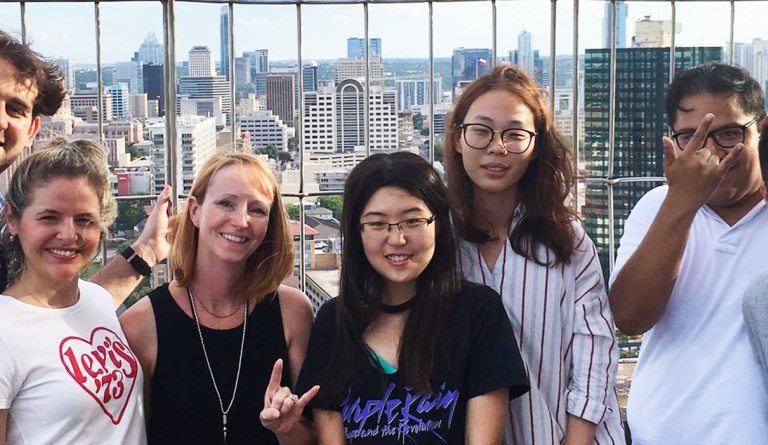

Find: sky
<box><xmin>0</xmin><ymin>1</ymin><xmax>766</xmax><ymax>65</ymax></box>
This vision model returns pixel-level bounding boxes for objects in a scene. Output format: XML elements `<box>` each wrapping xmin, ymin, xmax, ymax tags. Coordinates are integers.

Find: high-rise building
<box><xmin>334</xmin><ymin>57</ymin><xmax>384</xmax><ymax>86</ymax></box>
<box><xmin>129</xmin><ymin>93</ymin><xmax>148</xmax><ymax>120</ymax></box>
<box><xmin>136</xmin><ymin>32</ymin><xmax>164</xmax><ymax>65</ymax></box>
<box><xmin>347</xmin><ymin>38</ymin><xmax>382</xmax><ymax>59</ymax></box>
<box><xmin>70</xmin><ymin>88</ymin><xmax>113</xmax><ymax>122</ymax></box>
<box><xmin>234</xmin><ymin>56</ymin><xmax>252</xmax><ymax>95</ymax></box>
<box><xmin>631</xmin><ymin>16</ymin><xmax>680</xmax><ymax>48</ymax></box>
<box><xmin>451</xmin><ymin>48</ymin><xmax>492</xmax><ymax>96</ymax></box>
<box><xmin>583</xmin><ymin>46</ymin><xmax>723</xmax><ymax>278</ymax></box>
<box><xmin>603</xmin><ymin>1</ymin><xmax>628</xmax><ymax>49</ymax></box>
<box><xmin>395</xmin><ymin>78</ymin><xmax>442</xmax><ymax>112</ymax></box>
<box><xmin>51</xmin><ymin>57</ymin><xmax>75</xmax><ymax>92</ymax></box>
<box><xmin>178</xmin><ymin>75</ymin><xmax>231</xmax><ymax>124</ymax></box>
<box><xmin>265</xmin><ymin>75</ymin><xmax>295</xmax><ymax>128</ymax></box>
<box><xmin>734</xmin><ymin>38</ymin><xmax>768</xmax><ymax>103</ymax></box>
<box><xmin>220</xmin><ymin>6</ymin><xmax>230</xmax><ymax>80</ymax></box>
<box><xmin>188</xmin><ymin>46</ymin><xmax>216</xmax><ymax>77</ymax></box>
<box><xmin>517</xmin><ymin>31</ymin><xmax>536</xmax><ymax>80</ymax></box>
<box><xmin>147</xmin><ymin>115</ymin><xmax>217</xmax><ymax>195</ymax></box>
<box><xmin>238</xmin><ymin>110</ymin><xmax>295</xmax><ymax>152</ymax></box>
<box><xmin>107</xmin><ymin>83</ymin><xmax>130</xmax><ymax>120</ymax></box>
<box><xmin>143</xmin><ymin>63</ymin><xmax>165</xmax><ymax>116</ymax></box>
<box><xmin>303</xmin><ymin>62</ymin><xmax>318</xmax><ymax>93</ymax></box>
<box><xmin>303</xmin><ymin>81</ymin><xmax>398</xmax><ymax>153</ymax></box>
<box><xmin>243</xmin><ymin>49</ymin><xmax>269</xmax><ymax>73</ymax></box>
<box><xmin>115</xmin><ymin>61</ymin><xmax>144</xmax><ymax>94</ymax></box>
<box><xmin>509</xmin><ymin>49</ymin><xmax>544</xmax><ymax>85</ymax></box>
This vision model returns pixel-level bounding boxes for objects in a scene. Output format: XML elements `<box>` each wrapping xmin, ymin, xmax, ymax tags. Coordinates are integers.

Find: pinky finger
<box><xmin>296</xmin><ymin>385</ymin><xmax>321</xmax><ymax>409</ymax></box>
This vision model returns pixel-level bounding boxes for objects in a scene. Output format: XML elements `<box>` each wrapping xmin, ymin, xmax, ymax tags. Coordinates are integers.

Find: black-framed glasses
<box><xmin>671</xmin><ymin>116</ymin><xmax>760</xmax><ymax>151</ymax></box>
<box><xmin>359</xmin><ymin>215</ymin><xmax>436</xmax><ymax>237</ymax></box>
<box><xmin>458</xmin><ymin>123</ymin><xmax>536</xmax><ymax>154</ymax></box>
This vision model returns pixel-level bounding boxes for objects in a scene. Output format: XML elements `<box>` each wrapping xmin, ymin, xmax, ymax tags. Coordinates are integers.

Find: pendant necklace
<box><xmin>188</xmin><ymin>287</ymin><xmax>248</xmax><ymax>444</ymax></box>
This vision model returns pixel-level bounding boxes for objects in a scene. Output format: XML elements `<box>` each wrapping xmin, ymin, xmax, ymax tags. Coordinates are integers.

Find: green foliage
<box><xmin>115</xmin><ymin>198</ymin><xmax>147</xmax><ymax>233</ymax></box>
<box><xmin>434</xmin><ymin>139</ymin><xmax>445</xmax><ymax>163</ymax></box>
<box><xmin>276</xmin><ymin>151</ymin><xmax>293</xmax><ymax>164</ymax></box>
<box><xmin>260</xmin><ymin>145</ymin><xmax>279</xmax><ymax>159</ymax></box>
<box><xmin>413</xmin><ymin>113</ymin><xmax>425</xmax><ymax>130</ymax></box>
<box><xmin>317</xmin><ymin>196</ymin><xmax>343</xmax><ymax>220</ymax></box>
<box><xmin>124</xmin><ymin>277</ymin><xmax>153</xmax><ymax>308</ymax></box>
<box><xmin>285</xmin><ymin>204</ymin><xmax>300</xmax><ymax>221</ymax></box>
<box><xmin>420</xmin><ymin>128</ymin><xmax>430</xmax><ymax>137</ymax></box>
<box><xmin>287</xmin><ymin>137</ymin><xmax>299</xmax><ymax>150</ymax></box>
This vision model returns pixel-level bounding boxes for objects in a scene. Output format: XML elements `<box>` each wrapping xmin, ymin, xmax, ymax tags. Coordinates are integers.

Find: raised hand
<box><xmin>260</xmin><ymin>359</ymin><xmax>320</xmax><ymax>436</ymax></box>
<box><xmin>131</xmin><ymin>184</ymin><xmax>173</xmax><ymax>266</ymax></box>
<box><xmin>663</xmin><ymin>113</ymin><xmax>744</xmax><ymax>211</ymax></box>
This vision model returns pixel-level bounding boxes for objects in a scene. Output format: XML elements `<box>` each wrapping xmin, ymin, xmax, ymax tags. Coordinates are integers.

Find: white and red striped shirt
<box><xmin>459</xmin><ymin>217</ymin><xmax>625</xmax><ymax>445</ymax></box>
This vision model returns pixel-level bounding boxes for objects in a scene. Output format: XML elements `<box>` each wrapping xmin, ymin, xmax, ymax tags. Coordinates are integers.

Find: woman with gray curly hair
<box><xmin>0</xmin><ymin>138</ymin><xmax>146</xmax><ymax>444</ymax></box>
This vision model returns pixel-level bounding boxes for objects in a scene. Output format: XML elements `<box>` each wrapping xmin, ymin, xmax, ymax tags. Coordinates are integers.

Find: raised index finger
<box><xmin>679</xmin><ymin>113</ymin><xmax>714</xmax><ymax>159</ymax></box>
<box><xmin>264</xmin><ymin>359</ymin><xmax>284</xmax><ymax>406</ymax></box>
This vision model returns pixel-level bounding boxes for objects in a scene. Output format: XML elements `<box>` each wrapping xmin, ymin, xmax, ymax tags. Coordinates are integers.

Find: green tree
<box><xmin>287</xmin><ymin>137</ymin><xmax>299</xmax><ymax>150</ymax></box>
<box><xmin>276</xmin><ymin>151</ymin><xmax>293</xmax><ymax>164</ymax></box>
<box><xmin>260</xmin><ymin>145</ymin><xmax>279</xmax><ymax>159</ymax></box>
<box><xmin>317</xmin><ymin>196</ymin><xmax>343</xmax><ymax>219</ymax></box>
<box><xmin>285</xmin><ymin>204</ymin><xmax>300</xmax><ymax>221</ymax></box>
<box><xmin>115</xmin><ymin>198</ymin><xmax>147</xmax><ymax>233</ymax></box>
<box><xmin>420</xmin><ymin>128</ymin><xmax>430</xmax><ymax>137</ymax></box>
<box><xmin>434</xmin><ymin>139</ymin><xmax>445</xmax><ymax>163</ymax></box>
<box><xmin>413</xmin><ymin>113</ymin><xmax>424</xmax><ymax>130</ymax></box>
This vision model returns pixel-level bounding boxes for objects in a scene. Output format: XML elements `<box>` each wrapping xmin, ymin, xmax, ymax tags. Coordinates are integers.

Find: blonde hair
<box><xmin>169</xmin><ymin>153</ymin><xmax>293</xmax><ymax>300</ymax></box>
<box><xmin>1</xmin><ymin>137</ymin><xmax>116</xmax><ymax>284</ymax></box>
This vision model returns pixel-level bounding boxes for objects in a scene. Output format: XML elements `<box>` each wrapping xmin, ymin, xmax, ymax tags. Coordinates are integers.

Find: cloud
<box><xmin>36</xmin><ymin>31</ymin><xmax>50</xmax><ymax>42</ymax></box>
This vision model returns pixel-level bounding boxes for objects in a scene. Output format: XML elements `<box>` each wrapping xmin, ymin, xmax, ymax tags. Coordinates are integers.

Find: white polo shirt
<box><xmin>610</xmin><ymin>185</ymin><xmax>768</xmax><ymax>445</ymax></box>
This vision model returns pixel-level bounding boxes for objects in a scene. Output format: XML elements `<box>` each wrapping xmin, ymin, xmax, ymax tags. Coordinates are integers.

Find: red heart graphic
<box><xmin>59</xmin><ymin>327</ymin><xmax>140</xmax><ymax>425</ymax></box>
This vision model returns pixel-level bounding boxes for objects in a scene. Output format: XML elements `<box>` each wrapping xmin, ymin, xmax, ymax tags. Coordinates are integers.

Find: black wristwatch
<box><xmin>120</xmin><ymin>246</ymin><xmax>153</xmax><ymax>277</ymax></box>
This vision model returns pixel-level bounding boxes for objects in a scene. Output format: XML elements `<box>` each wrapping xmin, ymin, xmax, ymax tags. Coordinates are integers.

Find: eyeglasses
<box><xmin>458</xmin><ymin>123</ymin><xmax>537</xmax><ymax>154</ymax></box>
<box><xmin>359</xmin><ymin>216</ymin><xmax>436</xmax><ymax>237</ymax></box>
<box><xmin>671</xmin><ymin>116</ymin><xmax>760</xmax><ymax>151</ymax></box>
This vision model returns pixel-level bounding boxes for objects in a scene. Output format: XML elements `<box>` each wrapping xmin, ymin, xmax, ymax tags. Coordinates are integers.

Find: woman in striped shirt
<box><xmin>445</xmin><ymin>65</ymin><xmax>625</xmax><ymax>445</ymax></box>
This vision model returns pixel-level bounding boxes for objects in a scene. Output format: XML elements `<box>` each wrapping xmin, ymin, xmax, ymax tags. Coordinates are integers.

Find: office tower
<box><xmin>303</xmin><ymin>61</ymin><xmax>318</xmax><ymax>93</ymax></box>
<box><xmin>50</xmin><ymin>57</ymin><xmax>75</xmax><ymax>93</ymax></box>
<box><xmin>334</xmin><ymin>57</ymin><xmax>384</xmax><ymax>86</ymax></box>
<box><xmin>517</xmin><ymin>31</ymin><xmax>536</xmax><ymax>80</ymax></box>
<box><xmin>70</xmin><ymin>88</ymin><xmax>113</xmax><ymax>122</ymax></box>
<box><xmin>147</xmin><ymin>115</ymin><xmax>217</xmax><ymax>195</ymax></box>
<box><xmin>244</xmin><ymin>49</ymin><xmax>269</xmax><ymax>74</ymax></box>
<box><xmin>583</xmin><ymin>46</ymin><xmax>723</xmax><ymax>278</ymax></box>
<box><xmin>220</xmin><ymin>6</ymin><xmax>230</xmax><ymax>80</ymax></box>
<box><xmin>603</xmin><ymin>1</ymin><xmax>628</xmax><ymax>49</ymax></box>
<box><xmin>188</xmin><ymin>46</ymin><xmax>216</xmax><ymax>77</ymax></box>
<box><xmin>143</xmin><ymin>63</ymin><xmax>165</xmax><ymax>116</ymax></box>
<box><xmin>451</xmin><ymin>48</ymin><xmax>492</xmax><ymax>95</ymax></box>
<box><xmin>733</xmin><ymin>38</ymin><xmax>768</xmax><ymax>102</ymax></box>
<box><xmin>395</xmin><ymin>78</ymin><xmax>442</xmax><ymax>112</ymax></box>
<box><xmin>235</xmin><ymin>56</ymin><xmax>252</xmax><ymax>95</ymax></box>
<box><xmin>347</xmin><ymin>38</ymin><xmax>382</xmax><ymax>59</ymax></box>
<box><xmin>632</xmin><ymin>16</ymin><xmax>680</xmax><ymax>48</ymax></box>
<box><xmin>129</xmin><ymin>93</ymin><xmax>148</xmax><ymax>120</ymax></box>
<box><xmin>115</xmin><ymin>61</ymin><xmax>144</xmax><ymax>94</ymax></box>
<box><xmin>265</xmin><ymin>75</ymin><xmax>295</xmax><ymax>128</ymax></box>
<box><xmin>509</xmin><ymin>49</ymin><xmax>545</xmax><ymax>85</ymax></box>
<box><xmin>303</xmin><ymin>80</ymin><xmax>398</xmax><ymax>153</ymax></box>
<box><xmin>237</xmin><ymin>110</ymin><xmax>295</xmax><ymax>151</ymax></box>
<box><xmin>178</xmin><ymin>75</ymin><xmax>231</xmax><ymax>124</ymax></box>
<box><xmin>136</xmin><ymin>31</ymin><xmax>164</xmax><ymax>65</ymax></box>
<box><xmin>107</xmin><ymin>84</ymin><xmax>130</xmax><ymax>120</ymax></box>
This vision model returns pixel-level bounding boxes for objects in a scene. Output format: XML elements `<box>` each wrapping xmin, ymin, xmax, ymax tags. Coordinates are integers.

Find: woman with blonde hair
<box><xmin>0</xmin><ymin>138</ymin><xmax>146</xmax><ymax>444</ymax></box>
<box><xmin>445</xmin><ymin>65</ymin><xmax>624</xmax><ymax>444</ymax></box>
<box><xmin>121</xmin><ymin>152</ymin><xmax>317</xmax><ymax>444</ymax></box>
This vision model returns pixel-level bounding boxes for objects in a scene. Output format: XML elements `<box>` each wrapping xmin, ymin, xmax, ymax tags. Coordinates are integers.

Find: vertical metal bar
<box><xmin>163</xmin><ymin>0</ymin><xmax>178</xmax><ymax>245</ymax></box>
<box><xmin>428</xmin><ymin>1</ymin><xmax>434</xmax><ymax>164</ymax></box>
<box><xmin>549</xmin><ymin>0</ymin><xmax>556</xmax><ymax>117</ymax></box>
<box><xmin>571</xmin><ymin>0</ymin><xmax>580</xmax><ymax>211</ymax></box>
<box><xmin>95</xmin><ymin>2</ymin><xmax>104</xmax><ymax>147</ymax></box>
<box><xmin>729</xmin><ymin>0</ymin><xmax>735</xmax><ymax>65</ymax></box>
<box><xmin>19</xmin><ymin>2</ymin><xmax>27</xmax><ymax>44</ymax></box>
<box><xmin>296</xmin><ymin>3</ymin><xmax>306</xmax><ymax>292</ymax></box>
<box><xmin>607</xmin><ymin>0</ymin><xmax>619</xmax><ymax>272</ymax></box>
<box><xmin>669</xmin><ymin>0</ymin><xmax>676</xmax><ymax>83</ymax></box>
<box><xmin>364</xmin><ymin>2</ymin><xmax>370</xmax><ymax>157</ymax></box>
<box><xmin>228</xmin><ymin>1</ymin><xmax>237</xmax><ymax>148</ymax></box>
<box><xmin>491</xmin><ymin>0</ymin><xmax>497</xmax><ymax>69</ymax></box>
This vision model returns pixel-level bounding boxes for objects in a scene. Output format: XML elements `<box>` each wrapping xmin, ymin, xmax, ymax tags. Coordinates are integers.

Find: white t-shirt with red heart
<box><xmin>0</xmin><ymin>279</ymin><xmax>146</xmax><ymax>444</ymax></box>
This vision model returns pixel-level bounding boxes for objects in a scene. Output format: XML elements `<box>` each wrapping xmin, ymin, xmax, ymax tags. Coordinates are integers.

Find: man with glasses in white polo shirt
<box><xmin>609</xmin><ymin>63</ymin><xmax>768</xmax><ymax>444</ymax></box>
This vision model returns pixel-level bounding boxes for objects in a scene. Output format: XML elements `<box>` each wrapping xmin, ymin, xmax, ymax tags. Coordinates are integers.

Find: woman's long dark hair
<box><xmin>325</xmin><ymin>152</ymin><xmax>462</xmax><ymax>402</ymax></box>
<box><xmin>445</xmin><ymin>64</ymin><xmax>578</xmax><ymax>265</ymax></box>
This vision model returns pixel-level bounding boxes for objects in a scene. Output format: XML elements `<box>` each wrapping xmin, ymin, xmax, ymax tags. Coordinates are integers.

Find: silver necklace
<box><xmin>188</xmin><ymin>287</ymin><xmax>248</xmax><ymax>444</ymax></box>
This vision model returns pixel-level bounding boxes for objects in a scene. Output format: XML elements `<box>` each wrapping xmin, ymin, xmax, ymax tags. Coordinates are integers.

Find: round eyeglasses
<box><xmin>671</xmin><ymin>116</ymin><xmax>760</xmax><ymax>151</ymax></box>
<box><xmin>458</xmin><ymin>123</ymin><xmax>536</xmax><ymax>154</ymax></box>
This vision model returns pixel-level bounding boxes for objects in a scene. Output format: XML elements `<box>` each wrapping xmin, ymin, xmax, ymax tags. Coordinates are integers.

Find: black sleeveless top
<box><xmin>147</xmin><ymin>283</ymin><xmax>291</xmax><ymax>445</ymax></box>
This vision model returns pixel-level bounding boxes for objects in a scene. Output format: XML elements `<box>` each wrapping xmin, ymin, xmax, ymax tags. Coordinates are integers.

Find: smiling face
<box><xmin>189</xmin><ymin>163</ymin><xmax>274</xmax><ymax>268</ymax></box>
<box><xmin>360</xmin><ymin>186</ymin><xmax>436</xmax><ymax>303</ymax></box>
<box><xmin>6</xmin><ymin>177</ymin><xmax>102</xmax><ymax>287</ymax></box>
<box><xmin>674</xmin><ymin>93</ymin><xmax>763</xmax><ymax>211</ymax></box>
<box><xmin>0</xmin><ymin>58</ymin><xmax>41</xmax><ymax>171</ymax></box>
<box><xmin>454</xmin><ymin>89</ymin><xmax>537</xmax><ymax>201</ymax></box>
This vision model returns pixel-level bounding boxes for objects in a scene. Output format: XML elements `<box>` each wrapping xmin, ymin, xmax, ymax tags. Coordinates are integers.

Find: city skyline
<box><xmin>1</xmin><ymin>1</ymin><xmax>766</xmax><ymax>64</ymax></box>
